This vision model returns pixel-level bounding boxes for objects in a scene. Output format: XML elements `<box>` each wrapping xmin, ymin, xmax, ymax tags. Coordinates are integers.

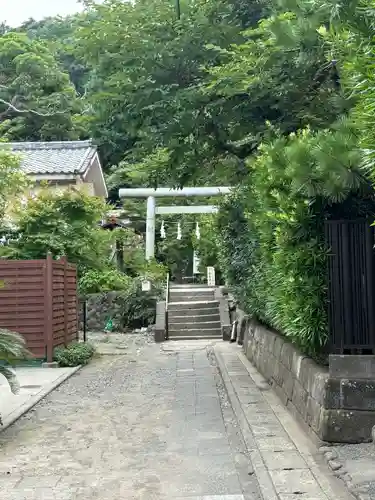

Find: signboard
<box><xmin>193</xmin><ymin>251</ymin><xmax>201</xmax><ymax>274</ymax></box>
<box><xmin>207</xmin><ymin>267</ymin><xmax>216</xmax><ymax>286</ymax></box>
<box><xmin>141</xmin><ymin>280</ymin><xmax>151</xmax><ymax>292</ymax></box>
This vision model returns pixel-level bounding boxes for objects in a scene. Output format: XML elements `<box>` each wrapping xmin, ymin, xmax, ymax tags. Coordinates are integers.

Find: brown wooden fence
<box><xmin>0</xmin><ymin>254</ymin><xmax>78</xmax><ymax>361</ymax></box>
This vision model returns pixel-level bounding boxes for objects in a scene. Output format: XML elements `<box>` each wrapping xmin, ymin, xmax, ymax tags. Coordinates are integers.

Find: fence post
<box><xmin>62</xmin><ymin>257</ymin><xmax>69</xmax><ymax>347</ymax></box>
<box><xmin>44</xmin><ymin>253</ymin><xmax>54</xmax><ymax>363</ymax></box>
<box><xmin>75</xmin><ymin>265</ymin><xmax>79</xmax><ymax>341</ymax></box>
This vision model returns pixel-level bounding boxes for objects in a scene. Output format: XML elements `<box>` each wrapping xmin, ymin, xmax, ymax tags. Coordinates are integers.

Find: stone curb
<box><xmin>0</xmin><ymin>365</ymin><xmax>81</xmax><ymax>432</ymax></box>
<box><xmin>319</xmin><ymin>445</ymin><xmax>371</xmax><ymax>500</ymax></box>
<box><xmin>213</xmin><ymin>345</ymin><xmax>280</xmax><ymax>500</ymax></box>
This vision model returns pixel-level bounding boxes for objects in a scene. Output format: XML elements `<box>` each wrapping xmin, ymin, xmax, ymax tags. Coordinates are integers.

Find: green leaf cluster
<box><xmin>54</xmin><ymin>342</ymin><xmax>96</xmax><ymax>367</ymax></box>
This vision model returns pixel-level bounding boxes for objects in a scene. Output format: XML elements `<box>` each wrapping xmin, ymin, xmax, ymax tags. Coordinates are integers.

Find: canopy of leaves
<box><xmin>0</xmin><ymin>151</ymin><xmax>28</xmax><ymax>229</ymax></box>
<box><xmin>0</xmin><ymin>32</ymin><xmax>83</xmax><ymax>141</ymax></box>
<box><xmin>0</xmin><ymin>188</ymin><xmax>111</xmax><ymax>276</ymax></box>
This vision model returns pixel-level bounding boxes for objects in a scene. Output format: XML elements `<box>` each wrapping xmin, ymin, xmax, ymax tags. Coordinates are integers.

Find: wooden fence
<box><xmin>0</xmin><ymin>254</ymin><xmax>78</xmax><ymax>361</ymax></box>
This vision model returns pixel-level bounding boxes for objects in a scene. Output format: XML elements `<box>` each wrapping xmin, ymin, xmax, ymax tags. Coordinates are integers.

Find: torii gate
<box><xmin>118</xmin><ymin>187</ymin><xmax>231</xmax><ymax>260</ymax></box>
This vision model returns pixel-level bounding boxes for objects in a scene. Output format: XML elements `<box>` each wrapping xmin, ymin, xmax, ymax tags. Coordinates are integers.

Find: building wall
<box><xmin>4</xmin><ymin>178</ymin><xmax>96</xmax><ymax>226</ymax></box>
<box><xmin>29</xmin><ymin>179</ymin><xmax>95</xmax><ymax>197</ymax></box>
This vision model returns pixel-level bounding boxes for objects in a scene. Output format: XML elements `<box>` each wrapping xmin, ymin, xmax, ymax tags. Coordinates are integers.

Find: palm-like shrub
<box><xmin>0</xmin><ymin>329</ymin><xmax>30</xmax><ymax>425</ymax></box>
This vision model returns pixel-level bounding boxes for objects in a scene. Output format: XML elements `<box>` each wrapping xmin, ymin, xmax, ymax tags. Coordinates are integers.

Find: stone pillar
<box><xmin>323</xmin><ymin>355</ymin><xmax>375</xmax><ymax>442</ymax></box>
<box><xmin>146</xmin><ymin>196</ymin><xmax>156</xmax><ymax>261</ymax></box>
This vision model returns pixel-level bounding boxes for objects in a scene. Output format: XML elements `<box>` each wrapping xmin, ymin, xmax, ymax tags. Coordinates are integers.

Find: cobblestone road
<box><xmin>0</xmin><ymin>337</ymin><xmax>354</xmax><ymax>500</ymax></box>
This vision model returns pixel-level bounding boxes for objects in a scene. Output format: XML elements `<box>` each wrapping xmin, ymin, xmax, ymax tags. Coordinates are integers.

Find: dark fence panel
<box><xmin>325</xmin><ymin>219</ymin><xmax>375</xmax><ymax>354</ymax></box>
<box><xmin>0</xmin><ymin>255</ymin><xmax>78</xmax><ymax>361</ymax></box>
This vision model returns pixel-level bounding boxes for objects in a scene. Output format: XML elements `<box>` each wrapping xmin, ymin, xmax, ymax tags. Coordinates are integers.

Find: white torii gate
<box><xmin>118</xmin><ymin>187</ymin><xmax>231</xmax><ymax>260</ymax></box>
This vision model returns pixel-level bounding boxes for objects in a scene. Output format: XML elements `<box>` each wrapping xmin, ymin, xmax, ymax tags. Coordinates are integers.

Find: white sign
<box><xmin>141</xmin><ymin>280</ymin><xmax>151</xmax><ymax>292</ymax></box>
<box><xmin>207</xmin><ymin>267</ymin><xmax>216</xmax><ymax>286</ymax></box>
<box><xmin>193</xmin><ymin>251</ymin><xmax>201</xmax><ymax>274</ymax></box>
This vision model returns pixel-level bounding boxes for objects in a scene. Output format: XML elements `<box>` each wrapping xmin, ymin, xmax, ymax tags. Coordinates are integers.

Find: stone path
<box><xmin>214</xmin><ymin>343</ymin><xmax>355</xmax><ymax>500</ymax></box>
<box><xmin>0</xmin><ymin>337</ymin><xmax>354</xmax><ymax>500</ymax></box>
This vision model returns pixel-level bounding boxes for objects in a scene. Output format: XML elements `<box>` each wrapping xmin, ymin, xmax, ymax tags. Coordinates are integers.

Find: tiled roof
<box><xmin>0</xmin><ymin>140</ymin><xmax>97</xmax><ymax>175</ymax></box>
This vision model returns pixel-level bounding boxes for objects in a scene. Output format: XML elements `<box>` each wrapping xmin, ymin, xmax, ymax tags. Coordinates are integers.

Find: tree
<box><xmin>0</xmin><ymin>32</ymin><xmax>83</xmax><ymax>141</ymax></box>
<box><xmin>17</xmin><ymin>15</ymin><xmax>91</xmax><ymax>94</ymax></box>
<box><xmin>0</xmin><ymin>150</ymin><xmax>28</xmax><ymax>230</ymax></box>
<box><xmin>1</xmin><ymin>188</ymin><xmax>112</xmax><ymax>276</ymax></box>
<box><xmin>0</xmin><ymin>151</ymin><xmax>30</xmax><ymax>425</ymax></box>
<box><xmin>76</xmin><ymin>0</ymin><xmax>269</xmax><ymax>177</ymax></box>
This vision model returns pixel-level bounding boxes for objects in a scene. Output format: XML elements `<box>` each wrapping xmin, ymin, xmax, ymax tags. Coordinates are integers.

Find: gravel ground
<box><xmin>327</xmin><ymin>443</ymin><xmax>375</xmax><ymax>499</ymax></box>
<box><xmin>0</xmin><ymin>334</ymin><xmax>253</xmax><ymax>500</ymax></box>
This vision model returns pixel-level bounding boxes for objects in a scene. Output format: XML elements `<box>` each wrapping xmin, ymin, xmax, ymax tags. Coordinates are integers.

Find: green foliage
<box><xmin>1</xmin><ymin>0</ymin><xmax>375</xmax><ymax>355</ymax></box>
<box><xmin>78</xmin><ymin>269</ymin><xmax>132</xmax><ymax>296</ymax></box>
<box><xmin>17</xmin><ymin>14</ymin><xmax>90</xmax><ymax>94</ymax></box>
<box><xmin>0</xmin><ymin>328</ymin><xmax>30</xmax><ymax>423</ymax></box>
<box><xmin>114</xmin><ymin>278</ymin><xmax>162</xmax><ymax>329</ymax></box>
<box><xmin>54</xmin><ymin>342</ymin><xmax>95</xmax><ymax>367</ymax></box>
<box><xmin>0</xmin><ymin>150</ymin><xmax>28</xmax><ymax>228</ymax></box>
<box><xmin>0</xmin><ymin>32</ymin><xmax>83</xmax><ymax>141</ymax></box>
<box><xmin>75</xmin><ymin>0</ymin><xmax>270</xmax><ymax>179</ymax></box>
<box><xmin>216</xmin><ymin>120</ymin><xmax>374</xmax><ymax>355</ymax></box>
<box><xmin>1</xmin><ymin>188</ymin><xmax>111</xmax><ymax>276</ymax></box>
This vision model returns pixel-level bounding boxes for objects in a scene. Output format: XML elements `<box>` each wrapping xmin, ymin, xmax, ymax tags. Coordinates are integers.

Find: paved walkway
<box><xmin>0</xmin><ymin>367</ymin><xmax>79</xmax><ymax>430</ymax></box>
<box><xmin>0</xmin><ymin>338</ymin><xmax>354</xmax><ymax>500</ymax></box>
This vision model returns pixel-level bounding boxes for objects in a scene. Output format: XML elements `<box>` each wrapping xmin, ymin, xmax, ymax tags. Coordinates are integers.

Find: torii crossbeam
<box><xmin>118</xmin><ymin>187</ymin><xmax>231</xmax><ymax>260</ymax></box>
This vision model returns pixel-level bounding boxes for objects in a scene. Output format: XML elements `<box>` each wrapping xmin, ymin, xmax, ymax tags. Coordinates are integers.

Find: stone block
<box><xmin>221</xmin><ymin>324</ymin><xmax>231</xmax><ymax>341</ymax></box>
<box><xmin>281</xmin><ymin>371</ymin><xmax>295</xmax><ymax>401</ymax></box>
<box><xmin>306</xmin><ymin>395</ymin><xmax>322</xmax><ymax>432</ymax></box>
<box><xmin>253</xmin><ymin>324</ymin><xmax>266</xmax><ymax>349</ymax></box>
<box><xmin>290</xmin><ymin>351</ymin><xmax>305</xmax><ymax>380</ymax></box>
<box><xmin>329</xmin><ymin>355</ymin><xmax>375</xmax><ymax>380</ymax></box>
<box><xmin>309</xmin><ymin>372</ymin><xmax>329</xmax><ymax>406</ymax></box>
<box><xmin>256</xmin><ymin>351</ymin><xmax>276</xmax><ymax>382</ymax></box>
<box><xmin>264</xmin><ymin>329</ymin><xmax>277</xmax><ymax>353</ymax></box>
<box><xmin>291</xmin><ymin>379</ymin><xmax>308</xmax><ymax>420</ymax></box>
<box><xmin>272</xmin><ymin>381</ymin><xmax>289</xmax><ymax>406</ymax></box>
<box><xmin>280</xmin><ymin>341</ymin><xmax>294</xmax><ymax>371</ymax></box>
<box><xmin>154</xmin><ymin>328</ymin><xmax>165</xmax><ymax>343</ymax></box>
<box><xmin>320</xmin><ymin>409</ymin><xmax>375</xmax><ymax>443</ymax></box>
<box><xmin>340</xmin><ymin>379</ymin><xmax>375</xmax><ymax>411</ymax></box>
<box><xmin>273</xmin><ymin>335</ymin><xmax>285</xmax><ymax>360</ymax></box>
<box><xmin>273</xmin><ymin>362</ymin><xmax>289</xmax><ymax>388</ymax></box>
<box><xmin>263</xmin><ymin>353</ymin><xmax>277</xmax><ymax>381</ymax></box>
<box><xmin>298</xmin><ymin>358</ymin><xmax>319</xmax><ymax>391</ymax></box>
<box><xmin>323</xmin><ymin>378</ymin><xmax>341</xmax><ymax>409</ymax></box>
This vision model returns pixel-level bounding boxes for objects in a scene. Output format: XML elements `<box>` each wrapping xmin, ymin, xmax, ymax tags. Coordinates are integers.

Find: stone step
<box><xmin>168</xmin><ymin>334</ymin><xmax>222</xmax><ymax>341</ymax></box>
<box><xmin>168</xmin><ymin>328</ymin><xmax>222</xmax><ymax>339</ymax></box>
<box><xmin>168</xmin><ymin>307</ymin><xmax>219</xmax><ymax>317</ymax></box>
<box><xmin>170</xmin><ymin>287</ymin><xmax>215</xmax><ymax>292</ymax></box>
<box><xmin>169</xmin><ymin>321</ymin><xmax>221</xmax><ymax>331</ymax></box>
<box><xmin>170</xmin><ymin>285</ymin><xmax>214</xmax><ymax>289</ymax></box>
<box><xmin>170</xmin><ymin>295</ymin><xmax>215</xmax><ymax>302</ymax></box>
<box><xmin>169</xmin><ymin>313</ymin><xmax>220</xmax><ymax>324</ymax></box>
<box><xmin>168</xmin><ymin>300</ymin><xmax>219</xmax><ymax>311</ymax></box>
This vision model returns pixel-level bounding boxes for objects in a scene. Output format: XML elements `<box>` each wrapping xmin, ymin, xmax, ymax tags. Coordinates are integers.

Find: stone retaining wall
<box><xmin>240</xmin><ymin>314</ymin><xmax>375</xmax><ymax>443</ymax></box>
<box><xmin>80</xmin><ymin>292</ymin><xmax>126</xmax><ymax>331</ymax></box>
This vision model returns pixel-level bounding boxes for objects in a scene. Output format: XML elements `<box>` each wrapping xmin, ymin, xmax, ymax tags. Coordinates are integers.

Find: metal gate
<box><xmin>325</xmin><ymin>219</ymin><xmax>375</xmax><ymax>354</ymax></box>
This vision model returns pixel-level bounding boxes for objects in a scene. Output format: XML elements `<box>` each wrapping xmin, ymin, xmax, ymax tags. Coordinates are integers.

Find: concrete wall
<box><xmin>241</xmin><ymin>315</ymin><xmax>375</xmax><ymax>443</ymax></box>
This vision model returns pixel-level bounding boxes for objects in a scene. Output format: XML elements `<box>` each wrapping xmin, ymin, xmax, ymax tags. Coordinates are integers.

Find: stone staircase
<box><xmin>167</xmin><ymin>285</ymin><xmax>222</xmax><ymax>340</ymax></box>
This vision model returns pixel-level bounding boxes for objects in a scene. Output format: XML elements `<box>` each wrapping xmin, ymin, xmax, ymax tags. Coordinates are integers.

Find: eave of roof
<box><xmin>0</xmin><ymin>140</ymin><xmax>97</xmax><ymax>176</ymax></box>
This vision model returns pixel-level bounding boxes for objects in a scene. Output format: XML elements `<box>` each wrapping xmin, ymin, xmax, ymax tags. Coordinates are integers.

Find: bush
<box><xmin>79</xmin><ymin>268</ymin><xmax>131</xmax><ymax>296</ymax></box>
<box><xmin>114</xmin><ymin>277</ymin><xmax>163</xmax><ymax>329</ymax></box>
<box><xmin>215</xmin><ymin>123</ymin><xmax>375</xmax><ymax>356</ymax></box>
<box><xmin>54</xmin><ymin>342</ymin><xmax>96</xmax><ymax>367</ymax></box>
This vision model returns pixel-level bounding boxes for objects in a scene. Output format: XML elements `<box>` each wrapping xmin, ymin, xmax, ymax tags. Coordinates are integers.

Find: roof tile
<box><xmin>0</xmin><ymin>140</ymin><xmax>97</xmax><ymax>175</ymax></box>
